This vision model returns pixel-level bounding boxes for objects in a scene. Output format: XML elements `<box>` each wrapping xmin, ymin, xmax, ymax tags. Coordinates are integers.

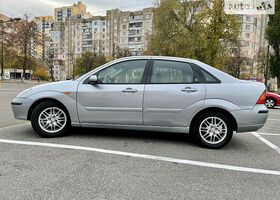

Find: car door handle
<box><xmin>122</xmin><ymin>88</ymin><xmax>138</xmax><ymax>93</ymax></box>
<box><xmin>181</xmin><ymin>87</ymin><xmax>197</xmax><ymax>93</ymax></box>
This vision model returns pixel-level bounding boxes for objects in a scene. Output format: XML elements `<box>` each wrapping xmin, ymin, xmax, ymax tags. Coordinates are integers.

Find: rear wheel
<box><xmin>265</xmin><ymin>98</ymin><xmax>275</xmax><ymax>108</ymax></box>
<box><xmin>31</xmin><ymin>101</ymin><xmax>70</xmax><ymax>137</ymax></box>
<box><xmin>193</xmin><ymin>112</ymin><xmax>233</xmax><ymax>149</ymax></box>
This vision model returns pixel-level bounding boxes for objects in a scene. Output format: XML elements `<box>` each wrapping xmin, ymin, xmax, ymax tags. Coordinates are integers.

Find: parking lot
<box><xmin>0</xmin><ymin>82</ymin><xmax>280</xmax><ymax>199</ymax></box>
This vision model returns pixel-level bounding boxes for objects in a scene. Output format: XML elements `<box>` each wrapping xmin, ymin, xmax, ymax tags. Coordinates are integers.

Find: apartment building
<box><xmin>106</xmin><ymin>8</ymin><xmax>154</xmax><ymax>56</ymax></box>
<box><xmin>48</xmin><ymin>9</ymin><xmax>107</xmax><ymax>80</ymax></box>
<box><xmin>33</xmin><ymin>2</ymin><xmax>154</xmax><ymax>80</ymax></box>
<box><xmin>238</xmin><ymin>14</ymin><xmax>268</xmax><ymax>78</ymax></box>
<box><xmin>35</xmin><ymin>16</ymin><xmax>54</xmax><ymax>60</ymax></box>
<box><xmin>0</xmin><ymin>14</ymin><xmax>10</xmax><ymax>22</ymax></box>
<box><xmin>63</xmin><ymin>16</ymin><xmax>107</xmax><ymax>79</ymax></box>
<box><xmin>54</xmin><ymin>1</ymin><xmax>91</xmax><ymax>22</ymax></box>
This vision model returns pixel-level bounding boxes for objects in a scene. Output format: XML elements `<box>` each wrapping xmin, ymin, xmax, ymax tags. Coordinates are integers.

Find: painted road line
<box><xmin>269</xmin><ymin>113</ymin><xmax>280</xmax><ymax>115</ymax></box>
<box><xmin>256</xmin><ymin>132</ymin><xmax>280</xmax><ymax>136</ymax></box>
<box><xmin>0</xmin><ymin>123</ymin><xmax>30</xmax><ymax>130</ymax></box>
<box><xmin>0</xmin><ymin>139</ymin><xmax>280</xmax><ymax>176</ymax></box>
<box><xmin>252</xmin><ymin>132</ymin><xmax>280</xmax><ymax>154</ymax></box>
<box><xmin>267</xmin><ymin>119</ymin><xmax>280</xmax><ymax>122</ymax></box>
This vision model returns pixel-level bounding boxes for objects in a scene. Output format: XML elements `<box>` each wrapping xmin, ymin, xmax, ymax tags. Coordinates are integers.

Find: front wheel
<box><xmin>193</xmin><ymin>112</ymin><xmax>233</xmax><ymax>149</ymax></box>
<box><xmin>31</xmin><ymin>101</ymin><xmax>71</xmax><ymax>137</ymax></box>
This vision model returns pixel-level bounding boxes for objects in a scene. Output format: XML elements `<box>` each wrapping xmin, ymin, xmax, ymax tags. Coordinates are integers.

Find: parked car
<box><xmin>265</xmin><ymin>91</ymin><xmax>280</xmax><ymax>108</ymax></box>
<box><xmin>11</xmin><ymin>56</ymin><xmax>268</xmax><ymax>148</ymax></box>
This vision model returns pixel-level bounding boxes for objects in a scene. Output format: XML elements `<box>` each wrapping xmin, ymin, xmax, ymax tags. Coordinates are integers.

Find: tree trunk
<box><xmin>50</xmin><ymin>64</ymin><xmax>55</xmax><ymax>82</ymax></box>
<box><xmin>277</xmin><ymin>76</ymin><xmax>280</xmax><ymax>93</ymax></box>
<box><xmin>22</xmin><ymin>46</ymin><xmax>27</xmax><ymax>82</ymax></box>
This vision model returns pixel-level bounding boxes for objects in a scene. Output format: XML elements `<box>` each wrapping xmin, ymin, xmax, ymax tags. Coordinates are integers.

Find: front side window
<box><xmin>98</xmin><ymin>60</ymin><xmax>147</xmax><ymax>84</ymax></box>
<box><xmin>151</xmin><ymin>60</ymin><xmax>194</xmax><ymax>83</ymax></box>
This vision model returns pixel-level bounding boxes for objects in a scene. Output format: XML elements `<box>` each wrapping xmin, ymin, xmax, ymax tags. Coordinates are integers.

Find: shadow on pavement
<box><xmin>67</xmin><ymin>127</ymin><xmax>197</xmax><ymax>147</ymax></box>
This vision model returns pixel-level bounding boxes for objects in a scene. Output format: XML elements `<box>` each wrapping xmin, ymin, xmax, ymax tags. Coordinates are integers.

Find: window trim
<box><xmin>146</xmin><ymin>59</ymin><xmax>200</xmax><ymax>84</ymax></box>
<box><xmin>83</xmin><ymin>59</ymin><xmax>150</xmax><ymax>85</ymax></box>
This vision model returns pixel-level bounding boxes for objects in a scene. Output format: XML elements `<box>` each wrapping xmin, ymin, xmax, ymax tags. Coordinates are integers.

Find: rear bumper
<box><xmin>231</xmin><ymin>104</ymin><xmax>268</xmax><ymax>133</ymax></box>
<box><xmin>11</xmin><ymin>97</ymin><xmax>32</xmax><ymax>120</ymax></box>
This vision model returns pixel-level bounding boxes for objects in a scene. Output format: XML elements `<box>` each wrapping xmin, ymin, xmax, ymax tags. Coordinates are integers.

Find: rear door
<box><xmin>143</xmin><ymin>59</ymin><xmax>206</xmax><ymax>127</ymax></box>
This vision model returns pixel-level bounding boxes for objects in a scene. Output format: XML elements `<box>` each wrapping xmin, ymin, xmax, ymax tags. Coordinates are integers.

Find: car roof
<box><xmin>119</xmin><ymin>56</ymin><xmax>195</xmax><ymax>63</ymax></box>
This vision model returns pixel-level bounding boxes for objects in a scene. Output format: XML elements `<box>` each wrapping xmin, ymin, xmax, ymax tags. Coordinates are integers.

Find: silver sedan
<box><xmin>11</xmin><ymin>56</ymin><xmax>268</xmax><ymax>148</ymax></box>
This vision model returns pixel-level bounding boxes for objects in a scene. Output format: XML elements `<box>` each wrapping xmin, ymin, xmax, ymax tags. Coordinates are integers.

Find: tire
<box><xmin>193</xmin><ymin>112</ymin><xmax>233</xmax><ymax>149</ymax></box>
<box><xmin>265</xmin><ymin>98</ymin><xmax>276</xmax><ymax>109</ymax></box>
<box><xmin>31</xmin><ymin>101</ymin><xmax>71</xmax><ymax>137</ymax></box>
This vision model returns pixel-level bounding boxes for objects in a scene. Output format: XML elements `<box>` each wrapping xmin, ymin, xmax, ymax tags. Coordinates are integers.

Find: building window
<box><xmin>246</xmin><ymin>16</ymin><xmax>251</xmax><ymax>21</ymax></box>
<box><xmin>122</xmin><ymin>31</ymin><xmax>126</xmax><ymax>36</ymax></box>
<box><xmin>246</xmin><ymin>25</ymin><xmax>250</xmax><ymax>30</ymax></box>
<box><xmin>123</xmin><ymin>24</ymin><xmax>127</xmax><ymax>29</ymax></box>
<box><xmin>103</xmin><ymin>28</ymin><xmax>105</xmax><ymax>32</ymax></box>
<box><xmin>245</xmin><ymin>33</ymin><xmax>250</xmax><ymax>38</ymax></box>
<box><xmin>244</xmin><ymin>41</ymin><xmax>249</xmax><ymax>46</ymax></box>
<box><xmin>122</xmin><ymin>17</ymin><xmax>127</xmax><ymax>22</ymax></box>
<box><xmin>244</xmin><ymin>50</ymin><xmax>248</xmax><ymax>56</ymax></box>
<box><xmin>145</xmin><ymin>22</ymin><xmax>150</xmax><ymax>27</ymax></box>
<box><xmin>145</xmin><ymin>14</ymin><xmax>151</xmax><ymax>19</ymax></box>
<box><xmin>94</xmin><ymin>21</ymin><xmax>97</xmax><ymax>25</ymax></box>
<box><xmin>103</xmin><ymin>21</ymin><xmax>106</xmax><ymax>25</ymax></box>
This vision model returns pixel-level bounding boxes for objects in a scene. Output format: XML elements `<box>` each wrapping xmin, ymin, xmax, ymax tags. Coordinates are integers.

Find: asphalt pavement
<box><xmin>0</xmin><ymin>82</ymin><xmax>280</xmax><ymax>200</ymax></box>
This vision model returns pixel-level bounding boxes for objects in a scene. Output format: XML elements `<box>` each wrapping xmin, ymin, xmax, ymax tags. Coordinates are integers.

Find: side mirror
<box><xmin>89</xmin><ymin>75</ymin><xmax>98</xmax><ymax>85</ymax></box>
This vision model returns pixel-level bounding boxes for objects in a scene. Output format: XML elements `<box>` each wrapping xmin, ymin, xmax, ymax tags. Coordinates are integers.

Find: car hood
<box><xmin>17</xmin><ymin>80</ymin><xmax>79</xmax><ymax>98</ymax></box>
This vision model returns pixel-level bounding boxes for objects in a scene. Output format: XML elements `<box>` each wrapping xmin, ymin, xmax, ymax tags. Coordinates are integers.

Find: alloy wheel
<box><xmin>38</xmin><ymin>107</ymin><xmax>67</xmax><ymax>133</ymax></box>
<box><xmin>199</xmin><ymin>117</ymin><xmax>228</xmax><ymax>145</ymax></box>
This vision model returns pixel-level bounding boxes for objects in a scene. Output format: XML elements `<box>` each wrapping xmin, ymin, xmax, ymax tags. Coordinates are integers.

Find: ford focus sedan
<box><xmin>11</xmin><ymin>56</ymin><xmax>268</xmax><ymax>148</ymax></box>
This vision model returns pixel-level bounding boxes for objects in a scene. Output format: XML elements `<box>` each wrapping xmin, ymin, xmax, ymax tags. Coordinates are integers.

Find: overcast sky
<box><xmin>0</xmin><ymin>0</ymin><xmax>154</xmax><ymax>18</ymax></box>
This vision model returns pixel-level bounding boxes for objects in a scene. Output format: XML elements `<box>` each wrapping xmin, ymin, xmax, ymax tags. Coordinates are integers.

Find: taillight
<box><xmin>256</xmin><ymin>91</ymin><xmax>266</xmax><ymax>104</ymax></box>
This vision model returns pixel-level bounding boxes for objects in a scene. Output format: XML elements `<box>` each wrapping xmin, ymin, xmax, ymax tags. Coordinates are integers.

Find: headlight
<box><xmin>17</xmin><ymin>88</ymin><xmax>32</xmax><ymax>98</ymax></box>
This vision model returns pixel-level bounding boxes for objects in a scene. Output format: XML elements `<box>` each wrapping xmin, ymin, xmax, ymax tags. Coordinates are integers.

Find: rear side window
<box><xmin>151</xmin><ymin>60</ymin><xmax>194</xmax><ymax>84</ymax></box>
<box><xmin>199</xmin><ymin>68</ymin><xmax>221</xmax><ymax>83</ymax></box>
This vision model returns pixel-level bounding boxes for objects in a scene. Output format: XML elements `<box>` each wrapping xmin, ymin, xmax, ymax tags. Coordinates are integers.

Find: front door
<box><xmin>143</xmin><ymin>60</ymin><xmax>206</xmax><ymax>127</ymax></box>
<box><xmin>77</xmin><ymin>59</ymin><xmax>148</xmax><ymax>125</ymax></box>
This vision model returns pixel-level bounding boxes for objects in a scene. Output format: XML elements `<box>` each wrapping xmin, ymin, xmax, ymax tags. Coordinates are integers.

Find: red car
<box><xmin>265</xmin><ymin>91</ymin><xmax>280</xmax><ymax>108</ymax></box>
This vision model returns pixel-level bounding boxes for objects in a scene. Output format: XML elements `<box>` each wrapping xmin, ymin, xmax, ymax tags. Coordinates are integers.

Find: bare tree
<box><xmin>115</xmin><ymin>45</ymin><xmax>132</xmax><ymax>59</ymax></box>
<box><xmin>9</xmin><ymin>14</ymin><xmax>40</xmax><ymax>81</ymax></box>
<box><xmin>256</xmin><ymin>46</ymin><xmax>270</xmax><ymax>86</ymax></box>
<box><xmin>224</xmin><ymin>44</ymin><xmax>249</xmax><ymax>79</ymax></box>
<box><xmin>44</xmin><ymin>47</ymin><xmax>55</xmax><ymax>82</ymax></box>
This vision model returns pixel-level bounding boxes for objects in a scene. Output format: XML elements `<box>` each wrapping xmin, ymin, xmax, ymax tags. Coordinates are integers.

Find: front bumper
<box><xmin>231</xmin><ymin>104</ymin><xmax>268</xmax><ymax>132</ymax></box>
<box><xmin>11</xmin><ymin>97</ymin><xmax>33</xmax><ymax>120</ymax></box>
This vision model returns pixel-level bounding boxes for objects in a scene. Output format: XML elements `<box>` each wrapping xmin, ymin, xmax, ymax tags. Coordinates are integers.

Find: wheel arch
<box><xmin>27</xmin><ymin>98</ymin><xmax>71</xmax><ymax>121</ymax></box>
<box><xmin>189</xmin><ymin>107</ymin><xmax>238</xmax><ymax>132</ymax></box>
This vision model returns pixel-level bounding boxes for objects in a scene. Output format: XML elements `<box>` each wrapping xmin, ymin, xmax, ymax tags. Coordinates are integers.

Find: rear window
<box><xmin>199</xmin><ymin>68</ymin><xmax>221</xmax><ymax>83</ymax></box>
